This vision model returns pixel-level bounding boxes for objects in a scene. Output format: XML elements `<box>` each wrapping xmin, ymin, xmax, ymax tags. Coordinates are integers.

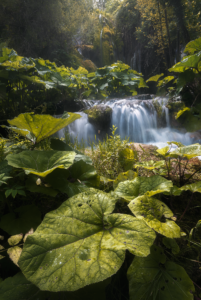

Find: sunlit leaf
<box><xmin>6</xmin><ymin>150</ymin><xmax>76</xmax><ymax>177</ymax></box>
<box><xmin>135</xmin><ymin>160</ymin><xmax>165</xmax><ymax>170</ymax></box>
<box><xmin>8</xmin><ymin>113</ymin><xmax>81</xmax><ymax>143</ymax></box>
<box><xmin>114</xmin><ymin>176</ymin><xmax>173</xmax><ymax>201</ymax></box>
<box><xmin>19</xmin><ymin>189</ymin><xmax>155</xmax><ymax>292</ymax></box>
<box><xmin>170</xmin><ymin>144</ymin><xmax>201</xmax><ymax>159</ymax></box>
<box><xmin>180</xmin><ymin>181</ymin><xmax>201</xmax><ymax>193</ymax></box>
<box><xmin>128</xmin><ymin>195</ymin><xmax>181</xmax><ymax>238</ymax></box>
<box><xmin>8</xmin><ymin>234</ymin><xmax>23</xmax><ymax>246</ymax></box>
<box><xmin>127</xmin><ymin>245</ymin><xmax>194</xmax><ymax>300</ymax></box>
<box><xmin>176</xmin><ymin>107</ymin><xmax>191</xmax><ymax>119</ymax></box>
<box><xmin>156</xmin><ymin>146</ymin><xmax>170</xmax><ymax>156</ymax></box>
<box><xmin>184</xmin><ymin>37</ymin><xmax>201</xmax><ymax>55</ymax></box>
<box><xmin>7</xmin><ymin>246</ymin><xmax>22</xmax><ymax>267</ymax></box>
<box><xmin>146</xmin><ymin>73</ymin><xmax>164</xmax><ymax>82</ymax></box>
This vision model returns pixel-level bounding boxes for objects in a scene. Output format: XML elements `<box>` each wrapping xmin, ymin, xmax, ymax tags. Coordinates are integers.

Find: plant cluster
<box><xmin>0</xmin><ymin>47</ymin><xmax>147</xmax><ymax>121</ymax></box>
<box><xmin>0</xmin><ymin>112</ymin><xmax>201</xmax><ymax>299</ymax></box>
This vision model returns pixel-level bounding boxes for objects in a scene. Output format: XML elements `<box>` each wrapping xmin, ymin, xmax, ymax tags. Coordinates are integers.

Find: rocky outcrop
<box><xmin>85</xmin><ymin>105</ymin><xmax>112</xmax><ymax>129</ymax></box>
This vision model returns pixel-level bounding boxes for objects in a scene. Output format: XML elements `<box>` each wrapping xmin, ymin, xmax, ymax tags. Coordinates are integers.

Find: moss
<box><xmin>81</xmin><ymin>60</ymin><xmax>97</xmax><ymax>72</ymax></box>
<box><xmin>167</xmin><ymin>101</ymin><xmax>185</xmax><ymax>113</ymax></box>
<box><xmin>85</xmin><ymin>105</ymin><xmax>112</xmax><ymax>128</ymax></box>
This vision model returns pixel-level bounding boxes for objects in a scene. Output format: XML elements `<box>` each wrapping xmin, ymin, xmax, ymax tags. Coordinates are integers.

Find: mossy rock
<box><xmin>81</xmin><ymin>60</ymin><xmax>97</xmax><ymax>72</ymax></box>
<box><xmin>85</xmin><ymin>105</ymin><xmax>112</xmax><ymax>129</ymax></box>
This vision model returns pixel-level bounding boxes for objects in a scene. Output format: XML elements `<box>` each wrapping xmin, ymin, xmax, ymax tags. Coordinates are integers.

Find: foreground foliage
<box><xmin>0</xmin><ymin>113</ymin><xmax>201</xmax><ymax>299</ymax></box>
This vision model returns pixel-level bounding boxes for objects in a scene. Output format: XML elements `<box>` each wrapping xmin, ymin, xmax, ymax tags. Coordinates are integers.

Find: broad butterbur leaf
<box><xmin>162</xmin><ymin>237</ymin><xmax>180</xmax><ymax>255</ymax></box>
<box><xmin>19</xmin><ymin>189</ymin><xmax>155</xmax><ymax>292</ymax></box>
<box><xmin>26</xmin><ymin>175</ymin><xmax>58</xmax><ymax>197</ymax></box>
<box><xmin>127</xmin><ymin>245</ymin><xmax>194</xmax><ymax>300</ymax></box>
<box><xmin>7</xmin><ymin>246</ymin><xmax>22</xmax><ymax>267</ymax></box>
<box><xmin>8</xmin><ymin>113</ymin><xmax>81</xmax><ymax>144</ymax></box>
<box><xmin>114</xmin><ymin>176</ymin><xmax>173</xmax><ymax>201</ymax></box>
<box><xmin>180</xmin><ymin>181</ymin><xmax>201</xmax><ymax>193</ymax></box>
<box><xmin>0</xmin><ymin>205</ymin><xmax>41</xmax><ymax>235</ymax></box>
<box><xmin>170</xmin><ymin>144</ymin><xmax>201</xmax><ymax>159</ymax></box>
<box><xmin>8</xmin><ymin>234</ymin><xmax>23</xmax><ymax>246</ymax></box>
<box><xmin>128</xmin><ymin>195</ymin><xmax>181</xmax><ymax>238</ymax></box>
<box><xmin>6</xmin><ymin>150</ymin><xmax>76</xmax><ymax>177</ymax></box>
<box><xmin>184</xmin><ymin>37</ymin><xmax>201</xmax><ymax>55</ymax></box>
<box><xmin>163</xmin><ymin>186</ymin><xmax>182</xmax><ymax>196</ymax></box>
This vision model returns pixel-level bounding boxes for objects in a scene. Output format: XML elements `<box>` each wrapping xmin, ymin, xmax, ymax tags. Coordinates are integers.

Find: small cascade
<box><xmin>61</xmin><ymin>97</ymin><xmax>193</xmax><ymax>147</ymax></box>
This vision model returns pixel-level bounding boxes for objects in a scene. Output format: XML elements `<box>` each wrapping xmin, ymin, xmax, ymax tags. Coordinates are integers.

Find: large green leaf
<box><xmin>114</xmin><ymin>176</ymin><xmax>173</xmax><ymax>201</ymax></box>
<box><xmin>6</xmin><ymin>150</ymin><xmax>76</xmax><ymax>177</ymax></box>
<box><xmin>26</xmin><ymin>174</ymin><xmax>58</xmax><ymax>197</ymax></box>
<box><xmin>0</xmin><ymin>205</ymin><xmax>41</xmax><ymax>235</ymax></box>
<box><xmin>169</xmin><ymin>52</ymin><xmax>201</xmax><ymax>73</ymax></box>
<box><xmin>170</xmin><ymin>144</ymin><xmax>201</xmax><ymax>159</ymax></box>
<box><xmin>50</xmin><ymin>138</ymin><xmax>92</xmax><ymax>164</ymax></box>
<box><xmin>180</xmin><ymin>181</ymin><xmax>201</xmax><ymax>193</ymax></box>
<box><xmin>128</xmin><ymin>195</ymin><xmax>181</xmax><ymax>238</ymax></box>
<box><xmin>184</xmin><ymin>37</ymin><xmax>201</xmax><ymax>55</ymax></box>
<box><xmin>127</xmin><ymin>245</ymin><xmax>194</xmax><ymax>300</ymax></box>
<box><xmin>8</xmin><ymin>113</ymin><xmax>81</xmax><ymax>144</ymax></box>
<box><xmin>46</xmin><ymin>168</ymin><xmax>89</xmax><ymax>197</ymax></box>
<box><xmin>19</xmin><ymin>189</ymin><xmax>155</xmax><ymax>292</ymax></box>
<box><xmin>68</xmin><ymin>160</ymin><xmax>99</xmax><ymax>187</ymax></box>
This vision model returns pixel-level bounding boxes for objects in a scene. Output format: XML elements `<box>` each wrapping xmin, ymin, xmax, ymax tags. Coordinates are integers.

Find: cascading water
<box><xmin>58</xmin><ymin>97</ymin><xmax>193</xmax><ymax>148</ymax></box>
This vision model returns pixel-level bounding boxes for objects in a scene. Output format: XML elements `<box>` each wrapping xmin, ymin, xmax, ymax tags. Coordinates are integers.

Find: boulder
<box><xmin>85</xmin><ymin>105</ymin><xmax>112</xmax><ymax>129</ymax></box>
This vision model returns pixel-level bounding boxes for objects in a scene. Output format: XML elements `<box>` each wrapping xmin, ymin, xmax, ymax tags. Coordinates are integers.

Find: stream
<box><xmin>58</xmin><ymin>96</ymin><xmax>194</xmax><ymax>148</ymax></box>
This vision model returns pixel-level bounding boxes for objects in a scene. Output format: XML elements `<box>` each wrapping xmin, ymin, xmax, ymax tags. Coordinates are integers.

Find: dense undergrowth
<box><xmin>0</xmin><ymin>112</ymin><xmax>201</xmax><ymax>300</ymax></box>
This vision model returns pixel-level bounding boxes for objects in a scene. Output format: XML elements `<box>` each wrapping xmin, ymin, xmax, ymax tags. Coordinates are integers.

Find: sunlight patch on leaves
<box><xmin>19</xmin><ymin>189</ymin><xmax>155</xmax><ymax>292</ymax></box>
<box><xmin>128</xmin><ymin>195</ymin><xmax>181</xmax><ymax>238</ymax></box>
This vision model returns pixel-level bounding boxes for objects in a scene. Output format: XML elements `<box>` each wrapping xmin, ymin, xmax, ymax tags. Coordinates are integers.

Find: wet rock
<box><xmin>85</xmin><ymin>105</ymin><xmax>112</xmax><ymax>129</ymax></box>
<box><xmin>134</xmin><ymin>94</ymin><xmax>155</xmax><ymax>100</ymax></box>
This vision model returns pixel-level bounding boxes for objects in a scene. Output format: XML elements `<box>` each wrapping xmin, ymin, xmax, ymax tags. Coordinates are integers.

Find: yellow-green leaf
<box><xmin>7</xmin><ymin>246</ymin><xmax>22</xmax><ymax>266</ymax></box>
<box><xmin>8</xmin><ymin>234</ymin><xmax>23</xmax><ymax>246</ymax></box>
<box><xmin>19</xmin><ymin>189</ymin><xmax>155</xmax><ymax>292</ymax></box>
<box><xmin>128</xmin><ymin>195</ymin><xmax>181</xmax><ymax>238</ymax></box>
<box><xmin>114</xmin><ymin>176</ymin><xmax>173</xmax><ymax>202</ymax></box>
<box><xmin>8</xmin><ymin>113</ymin><xmax>81</xmax><ymax>143</ymax></box>
<box><xmin>6</xmin><ymin>150</ymin><xmax>76</xmax><ymax>177</ymax></box>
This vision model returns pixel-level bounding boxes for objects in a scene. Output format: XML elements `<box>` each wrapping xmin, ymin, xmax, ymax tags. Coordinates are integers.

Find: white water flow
<box><xmin>59</xmin><ymin>97</ymin><xmax>193</xmax><ymax>148</ymax></box>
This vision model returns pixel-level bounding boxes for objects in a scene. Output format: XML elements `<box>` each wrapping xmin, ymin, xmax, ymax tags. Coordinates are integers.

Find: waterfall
<box><xmin>59</xmin><ymin>97</ymin><xmax>193</xmax><ymax>148</ymax></box>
